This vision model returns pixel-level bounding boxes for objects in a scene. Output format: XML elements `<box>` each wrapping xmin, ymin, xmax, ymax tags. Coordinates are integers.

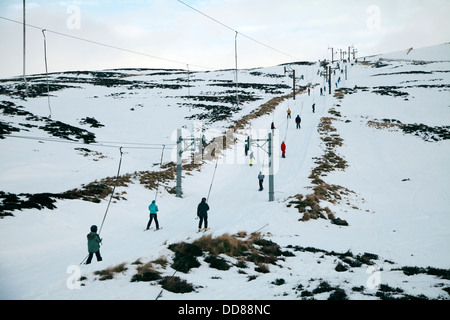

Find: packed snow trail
<box><xmin>84</xmin><ymin>85</ymin><xmax>328</xmax><ymax>276</ymax></box>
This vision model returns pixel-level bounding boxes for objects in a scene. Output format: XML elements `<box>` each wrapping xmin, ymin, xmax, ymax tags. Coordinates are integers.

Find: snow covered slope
<box><xmin>0</xmin><ymin>44</ymin><xmax>449</xmax><ymax>300</ymax></box>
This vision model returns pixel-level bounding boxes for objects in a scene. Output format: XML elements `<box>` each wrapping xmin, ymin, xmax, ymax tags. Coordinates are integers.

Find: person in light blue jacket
<box><xmin>146</xmin><ymin>200</ymin><xmax>160</xmax><ymax>230</ymax></box>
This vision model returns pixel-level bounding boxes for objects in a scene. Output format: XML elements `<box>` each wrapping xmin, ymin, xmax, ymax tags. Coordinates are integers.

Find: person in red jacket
<box><xmin>281</xmin><ymin>141</ymin><xmax>286</xmax><ymax>158</ymax></box>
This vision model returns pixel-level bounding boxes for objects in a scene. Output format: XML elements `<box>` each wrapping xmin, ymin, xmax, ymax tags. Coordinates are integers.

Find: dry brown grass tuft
<box><xmin>131</xmin><ymin>261</ymin><xmax>162</xmax><ymax>282</ymax></box>
<box><xmin>231</xmin><ymin>88</ymin><xmax>306</xmax><ymax>131</ymax></box>
<box><xmin>94</xmin><ymin>263</ymin><xmax>127</xmax><ymax>281</ymax></box>
<box><xmin>367</xmin><ymin>120</ymin><xmax>401</xmax><ymax>131</ymax></box>
<box><xmin>288</xmin><ymin>115</ymin><xmax>353</xmax><ymax>226</ymax></box>
<box><xmin>193</xmin><ymin>233</ymin><xmax>252</xmax><ymax>257</ymax></box>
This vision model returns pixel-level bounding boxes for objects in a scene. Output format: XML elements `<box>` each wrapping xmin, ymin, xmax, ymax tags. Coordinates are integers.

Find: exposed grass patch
<box><xmin>167</xmin><ymin>233</ymin><xmax>294</xmax><ymax>275</ymax></box>
<box><xmin>168</xmin><ymin>242</ymin><xmax>203</xmax><ymax>273</ymax></box>
<box><xmin>367</xmin><ymin>118</ymin><xmax>450</xmax><ymax>141</ymax></box>
<box><xmin>93</xmin><ymin>263</ymin><xmax>127</xmax><ymax>281</ymax></box>
<box><xmin>393</xmin><ymin>266</ymin><xmax>450</xmax><ymax>280</ymax></box>
<box><xmin>194</xmin><ymin>233</ymin><xmax>252</xmax><ymax>257</ymax></box>
<box><xmin>287</xmin><ymin>116</ymin><xmax>352</xmax><ymax>226</ymax></box>
<box><xmin>131</xmin><ymin>261</ymin><xmax>162</xmax><ymax>282</ymax></box>
<box><xmin>231</xmin><ymin>88</ymin><xmax>306</xmax><ymax>131</ymax></box>
<box><xmin>159</xmin><ymin>276</ymin><xmax>195</xmax><ymax>293</ymax></box>
<box><xmin>204</xmin><ymin>255</ymin><xmax>231</xmax><ymax>270</ymax></box>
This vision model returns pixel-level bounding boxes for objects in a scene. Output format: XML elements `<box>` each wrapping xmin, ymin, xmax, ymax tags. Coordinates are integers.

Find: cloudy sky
<box><xmin>0</xmin><ymin>0</ymin><xmax>449</xmax><ymax>78</ymax></box>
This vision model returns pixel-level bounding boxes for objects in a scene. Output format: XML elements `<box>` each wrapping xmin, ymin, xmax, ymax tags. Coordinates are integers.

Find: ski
<box><xmin>144</xmin><ymin>227</ymin><xmax>154</xmax><ymax>231</ymax></box>
<box><xmin>154</xmin><ymin>227</ymin><xmax>163</xmax><ymax>231</ymax></box>
<box><xmin>198</xmin><ymin>227</ymin><xmax>210</xmax><ymax>233</ymax></box>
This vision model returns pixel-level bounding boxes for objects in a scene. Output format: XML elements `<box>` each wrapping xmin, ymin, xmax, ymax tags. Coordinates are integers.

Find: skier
<box><xmin>249</xmin><ymin>150</ymin><xmax>255</xmax><ymax>166</ymax></box>
<box><xmin>281</xmin><ymin>141</ymin><xmax>286</xmax><ymax>158</ymax></box>
<box><xmin>271</xmin><ymin>122</ymin><xmax>275</xmax><ymax>130</ymax></box>
<box><xmin>86</xmin><ymin>225</ymin><xmax>102</xmax><ymax>264</ymax></box>
<box><xmin>146</xmin><ymin>200</ymin><xmax>160</xmax><ymax>230</ymax></box>
<box><xmin>287</xmin><ymin>108</ymin><xmax>291</xmax><ymax>119</ymax></box>
<box><xmin>308</xmin><ymin>88</ymin><xmax>310</xmax><ymax>96</ymax></box>
<box><xmin>312</xmin><ymin>103</ymin><xmax>315</xmax><ymax>113</ymax></box>
<box><xmin>295</xmin><ymin>115</ymin><xmax>301</xmax><ymax>129</ymax></box>
<box><xmin>197</xmin><ymin>197</ymin><xmax>210</xmax><ymax>231</ymax></box>
<box><xmin>258</xmin><ymin>171</ymin><xmax>264</xmax><ymax>191</ymax></box>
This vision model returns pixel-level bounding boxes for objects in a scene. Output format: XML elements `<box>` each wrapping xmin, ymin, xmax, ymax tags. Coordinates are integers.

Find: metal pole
<box><xmin>268</xmin><ymin>132</ymin><xmax>274</xmax><ymax>202</ymax></box>
<box><xmin>42</xmin><ymin>29</ymin><xmax>52</xmax><ymax>117</ymax></box>
<box><xmin>187</xmin><ymin>64</ymin><xmax>191</xmax><ymax>112</ymax></box>
<box><xmin>234</xmin><ymin>31</ymin><xmax>239</xmax><ymax>106</ymax></box>
<box><xmin>23</xmin><ymin>0</ymin><xmax>29</xmax><ymax>97</ymax></box>
<box><xmin>292</xmin><ymin>69</ymin><xmax>295</xmax><ymax>100</ymax></box>
<box><xmin>176</xmin><ymin>129</ymin><xmax>182</xmax><ymax>198</ymax></box>
<box><xmin>328</xmin><ymin>66</ymin><xmax>332</xmax><ymax>95</ymax></box>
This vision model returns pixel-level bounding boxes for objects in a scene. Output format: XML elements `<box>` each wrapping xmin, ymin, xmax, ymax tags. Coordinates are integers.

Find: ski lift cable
<box><xmin>176</xmin><ymin>0</ymin><xmax>301</xmax><ymax>61</ymax></box>
<box><xmin>206</xmin><ymin>155</ymin><xmax>219</xmax><ymax>203</ymax></box>
<box><xmin>0</xmin><ymin>16</ymin><xmax>215</xmax><ymax>71</ymax></box>
<box><xmin>80</xmin><ymin>146</ymin><xmax>123</xmax><ymax>265</ymax></box>
<box><xmin>154</xmin><ymin>144</ymin><xmax>166</xmax><ymax>201</ymax></box>
<box><xmin>284</xmin><ymin>116</ymin><xmax>289</xmax><ymax>142</ymax></box>
<box><xmin>98</xmin><ymin>146</ymin><xmax>123</xmax><ymax>235</ymax></box>
<box><xmin>5</xmin><ymin>134</ymin><xmax>171</xmax><ymax>150</ymax></box>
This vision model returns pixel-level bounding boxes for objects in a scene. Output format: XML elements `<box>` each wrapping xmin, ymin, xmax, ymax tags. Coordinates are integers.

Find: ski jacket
<box><xmin>295</xmin><ymin>115</ymin><xmax>301</xmax><ymax>123</ymax></box>
<box><xmin>87</xmin><ymin>232</ymin><xmax>101</xmax><ymax>253</ymax></box>
<box><xmin>197</xmin><ymin>201</ymin><xmax>210</xmax><ymax>217</ymax></box>
<box><xmin>258</xmin><ymin>173</ymin><xmax>264</xmax><ymax>181</ymax></box>
<box><xmin>149</xmin><ymin>203</ymin><xmax>159</xmax><ymax>214</ymax></box>
<box><xmin>281</xmin><ymin>142</ymin><xmax>286</xmax><ymax>152</ymax></box>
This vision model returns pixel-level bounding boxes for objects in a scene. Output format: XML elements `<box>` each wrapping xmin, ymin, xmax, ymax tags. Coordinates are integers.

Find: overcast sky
<box><xmin>0</xmin><ymin>0</ymin><xmax>449</xmax><ymax>78</ymax></box>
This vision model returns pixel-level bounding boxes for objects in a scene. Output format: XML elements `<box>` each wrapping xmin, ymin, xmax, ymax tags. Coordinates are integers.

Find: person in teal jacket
<box><xmin>86</xmin><ymin>225</ymin><xmax>102</xmax><ymax>264</ymax></box>
<box><xmin>146</xmin><ymin>200</ymin><xmax>160</xmax><ymax>230</ymax></box>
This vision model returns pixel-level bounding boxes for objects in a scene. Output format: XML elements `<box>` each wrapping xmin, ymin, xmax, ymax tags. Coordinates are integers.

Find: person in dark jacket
<box><xmin>295</xmin><ymin>115</ymin><xmax>301</xmax><ymax>129</ymax></box>
<box><xmin>258</xmin><ymin>171</ymin><xmax>264</xmax><ymax>191</ymax></box>
<box><xmin>197</xmin><ymin>197</ymin><xmax>210</xmax><ymax>231</ymax></box>
<box><xmin>86</xmin><ymin>225</ymin><xmax>102</xmax><ymax>264</ymax></box>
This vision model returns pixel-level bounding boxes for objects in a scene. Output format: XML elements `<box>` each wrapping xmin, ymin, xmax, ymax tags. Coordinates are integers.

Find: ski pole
<box><xmin>80</xmin><ymin>254</ymin><xmax>89</xmax><ymax>265</ymax></box>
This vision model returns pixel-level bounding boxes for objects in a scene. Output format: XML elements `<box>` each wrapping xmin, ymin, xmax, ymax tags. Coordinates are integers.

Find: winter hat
<box><xmin>90</xmin><ymin>225</ymin><xmax>98</xmax><ymax>232</ymax></box>
<box><xmin>152</xmin><ymin>200</ymin><xmax>155</xmax><ymax>204</ymax></box>
<box><xmin>202</xmin><ymin>197</ymin><xmax>206</xmax><ymax>202</ymax></box>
